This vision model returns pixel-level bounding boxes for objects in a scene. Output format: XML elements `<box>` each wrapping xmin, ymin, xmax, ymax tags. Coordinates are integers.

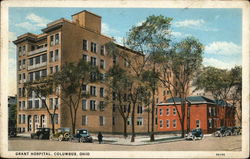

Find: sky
<box><xmin>8</xmin><ymin>8</ymin><xmax>242</xmax><ymax>96</ymax></box>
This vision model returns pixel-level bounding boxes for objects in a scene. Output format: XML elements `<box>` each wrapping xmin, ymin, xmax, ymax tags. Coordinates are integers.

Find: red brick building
<box><xmin>157</xmin><ymin>96</ymin><xmax>236</xmax><ymax>134</ymax></box>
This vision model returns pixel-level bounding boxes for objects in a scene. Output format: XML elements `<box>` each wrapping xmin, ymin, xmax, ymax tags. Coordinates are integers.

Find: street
<box><xmin>8</xmin><ymin>135</ymin><xmax>241</xmax><ymax>151</ymax></box>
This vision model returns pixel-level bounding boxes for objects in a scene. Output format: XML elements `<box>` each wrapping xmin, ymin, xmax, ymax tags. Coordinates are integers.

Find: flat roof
<box><xmin>71</xmin><ymin>10</ymin><xmax>101</xmax><ymax>18</ymax></box>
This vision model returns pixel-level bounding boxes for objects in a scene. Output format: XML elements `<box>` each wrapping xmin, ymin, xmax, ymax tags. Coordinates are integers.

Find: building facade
<box><xmin>14</xmin><ymin>10</ymin><xmax>165</xmax><ymax>134</ymax></box>
<box><xmin>157</xmin><ymin>96</ymin><xmax>236</xmax><ymax>134</ymax></box>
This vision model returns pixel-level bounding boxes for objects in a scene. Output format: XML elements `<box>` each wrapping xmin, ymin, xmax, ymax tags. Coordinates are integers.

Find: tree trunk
<box><xmin>123</xmin><ymin>119</ymin><xmax>128</xmax><ymax>138</ymax></box>
<box><xmin>150</xmin><ymin>89</ymin><xmax>155</xmax><ymax>142</ymax></box>
<box><xmin>147</xmin><ymin>108</ymin><xmax>150</xmax><ymax>134</ymax></box>
<box><xmin>72</xmin><ymin>109</ymin><xmax>77</xmax><ymax>134</ymax></box>
<box><xmin>131</xmin><ymin>103</ymin><xmax>136</xmax><ymax>142</ymax></box>
<box><xmin>50</xmin><ymin>114</ymin><xmax>55</xmax><ymax>134</ymax></box>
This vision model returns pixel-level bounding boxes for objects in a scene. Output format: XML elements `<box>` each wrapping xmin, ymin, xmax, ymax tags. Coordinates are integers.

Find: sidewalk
<box><xmin>91</xmin><ymin>134</ymin><xmax>185</xmax><ymax>146</ymax></box>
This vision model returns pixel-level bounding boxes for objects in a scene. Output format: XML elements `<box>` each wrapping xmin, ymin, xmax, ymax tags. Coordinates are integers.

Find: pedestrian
<box><xmin>97</xmin><ymin>132</ymin><xmax>103</xmax><ymax>144</ymax></box>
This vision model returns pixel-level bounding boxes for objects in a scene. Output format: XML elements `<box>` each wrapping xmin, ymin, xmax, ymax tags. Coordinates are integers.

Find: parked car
<box><xmin>31</xmin><ymin>128</ymin><xmax>51</xmax><ymax>140</ymax></box>
<box><xmin>70</xmin><ymin>129</ymin><xmax>93</xmax><ymax>143</ymax></box>
<box><xmin>213</xmin><ymin>127</ymin><xmax>228</xmax><ymax>137</ymax></box>
<box><xmin>8</xmin><ymin>127</ymin><xmax>17</xmax><ymax>137</ymax></box>
<box><xmin>185</xmin><ymin>128</ymin><xmax>204</xmax><ymax>140</ymax></box>
<box><xmin>231</xmin><ymin>126</ymin><xmax>242</xmax><ymax>135</ymax></box>
<box><xmin>225</xmin><ymin>127</ymin><xmax>233</xmax><ymax>136</ymax></box>
<box><xmin>50</xmin><ymin>128</ymin><xmax>71</xmax><ymax>141</ymax></box>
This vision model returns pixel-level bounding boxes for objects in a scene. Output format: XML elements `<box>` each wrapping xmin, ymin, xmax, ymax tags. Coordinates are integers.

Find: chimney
<box><xmin>72</xmin><ymin>10</ymin><xmax>101</xmax><ymax>34</ymax></box>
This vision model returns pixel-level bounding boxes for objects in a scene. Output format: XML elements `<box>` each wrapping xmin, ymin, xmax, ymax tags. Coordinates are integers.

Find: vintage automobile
<box><xmin>50</xmin><ymin>128</ymin><xmax>71</xmax><ymax>141</ymax></box>
<box><xmin>8</xmin><ymin>127</ymin><xmax>17</xmax><ymax>137</ymax></box>
<box><xmin>231</xmin><ymin>126</ymin><xmax>242</xmax><ymax>135</ymax></box>
<box><xmin>31</xmin><ymin>128</ymin><xmax>51</xmax><ymax>140</ymax></box>
<box><xmin>213</xmin><ymin>127</ymin><xmax>228</xmax><ymax>137</ymax></box>
<box><xmin>70</xmin><ymin>129</ymin><xmax>93</xmax><ymax>143</ymax></box>
<box><xmin>185</xmin><ymin>128</ymin><xmax>204</xmax><ymax>140</ymax></box>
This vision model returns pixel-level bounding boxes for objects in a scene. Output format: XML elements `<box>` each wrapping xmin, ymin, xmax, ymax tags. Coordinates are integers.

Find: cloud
<box><xmin>114</xmin><ymin>36</ymin><xmax>126</xmax><ymax>45</ymax></box>
<box><xmin>26</xmin><ymin>13</ymin><xmax>50</xmax><ymax>27</ymax></box>
<box><xmin>15</xmin><ymin>13</ymin><xmax>50</xmax><ymax>31</ymax></box>
<box><xmin>174</xmin><ymin>19</ymin><xmax>205</xmax><ymax>28</ymax></box>
<box><xmin>203</xmin><ymin>57</ymin><xmax>240</xmax><ymax>70</ymax></box>
<box><xmin>173</xmin><ymin>19</ymin><xmax>218</xmax><ymax>32</ymax></box>
<box><xmin>101</xmin><ymin>23</ymin><xmax>120</xmax><ymax>36</ymax></box>
<box><xmin>171</xmin><ymin>31</ymin><xmax>191</xmax><ymax>38</ymax></box>
<box><xmin>205</xmin><ymin>41</ymin><xmax>241</xmax><ymax>55</ymax></box>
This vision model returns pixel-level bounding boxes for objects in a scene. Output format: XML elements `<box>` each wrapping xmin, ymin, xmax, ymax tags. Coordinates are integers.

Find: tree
<box><xmin>24</xmin><ymin>77</ymin><xmax>57</xmax><ymax>134</ymax></box>
<box><xmin>105</xmin><ymin>65</ymin><xmax>132</xmax><ymax>138</ymax></box>
<box><xmin>52</xmin><ymin>59</ymin><xmax>99</xmax><ymax>134</ymax></box>
<box><xmin>194</xmin><ymin>66</ymin><xmax>242</xmax><ymax>125</ymax></box>
<box><xmin>126</xmin><ymin>15</ymin><xmax>172</xmax><ymax>141</ymax></box>
<box><xmin>159</xmin><ymin>37</ymin><xmax>204</xmax><ymax>137</ymax></box>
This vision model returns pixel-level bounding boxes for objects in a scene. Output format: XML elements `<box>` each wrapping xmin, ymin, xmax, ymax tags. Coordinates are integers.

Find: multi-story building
<box><xmin>14</xmin><ymin>10</ymin><xmax>165</xmax><ymax>134</ymax></box>
<box><xmin>157</xmin><ymin>96</ymin><xmax>236</xmax><ymax>134</ymax></box>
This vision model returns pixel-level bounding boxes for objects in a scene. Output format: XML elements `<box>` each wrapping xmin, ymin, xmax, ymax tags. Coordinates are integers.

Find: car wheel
<box><xmin>80</xmin><ymin>137</ymin><xmax>85</xmax><ymax>143</ymax></box>
<box><xmin>192</xmin><ymin>136</ymin><xmax>196</xmax><ymax>141</ymax></box>
<box><xmin>58</xmin><ymin>135</ymin><xmax>63</xmax><ymax>141</ymax></box>
<box><xmin>39</xmin><ymin>134</ymin><xmax>44</xmax><ymax>140</ymax></box>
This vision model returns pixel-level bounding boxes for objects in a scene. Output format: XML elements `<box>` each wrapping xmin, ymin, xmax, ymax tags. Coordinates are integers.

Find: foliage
<box><xmin>24</xmin><ymin>77</ymin><xmax>57</xmax><ymax>134</ymax></box>
<box><xmin>52</xmin><ymin>59</ymin><xmax>99</xmax><ymax>134</ymax></box>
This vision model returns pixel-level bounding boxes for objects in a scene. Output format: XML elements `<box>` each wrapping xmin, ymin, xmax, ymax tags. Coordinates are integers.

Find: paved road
<box><xmin>9</xmin><ymin>135</ymin><xmax>241</xmax><ymax>151</ymax></box>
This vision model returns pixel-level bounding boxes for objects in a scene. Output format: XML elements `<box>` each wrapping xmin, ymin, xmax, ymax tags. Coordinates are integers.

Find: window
<box><xmin>100</xmin><ymin>45</ymin><xmax>105</xmax><ymax>55</ymax></box>
<box><xmin>112</xmin><ymin>104</ymin><xmax>116</xmax><ymax>112</ymax></box>
<box><xmin>91</xmin><ymin>42</ymin><xmax>97</xmax><ymax>53</ymax></box>
<box><xmin>173</xmin><ymin>108</ymin><xmax>177</xmax><ymax>116</ymax></box>
<box><xmin>28</xmin><ymin>101</ymin><xmax>32</xmax><ymax>108</ymax></box>
<box><xmin>173</xmin><ymin>119</ymin><xmax>177</xmax><ymax>128</ymax></box>
<box><xmin>209</xmin><ymin>107</ymin><xmax>212</xmax><ymax>116</ymax></box>
<box><xmin>113</xmin><ymin>55</ymin><xmax>117</xmax><ymax>65</ymax></box>
<box><xmin>22</xmin><ymin>88</ymin><xmax>25</xmax><ymax>97</ymax></box>
<box><xmin>50</xmin><ymin>51</ymin><xmax>53</xmax><ymax>62</ymax></box>
<box><xmin>23</xmin><ymin>45</ymin><xmax>26</xmax><ymax>52</ymax></box>
<box><xmin>166</xmin><ymin>120</ymin><xmax>170</xmax><ymax>128</ymax></box>
<box><xmin>90</xmin><ymin>86</ymin><xmax>96</xmax><ymax>96</ymax></box>
<box><xmin>35</xmin><ymin>100</ymin><xmax>39</xmax><ymax>108</ymax></box>
<box><xmin>18</xmin><ymin>115</ymin><xmax>21</xmax><ymax>124</ymax></box>
<box><xmin>99</xmin><ymin>116</ymin><xmax>105</xmax><ymax>126</ymax></box>
<box><xmin>209</xmin><ymin>119</ymin><xmax>212</xmax><ymax>128</ymax></box>
<box><xmin>137</xmin><ymin>117</ymin><xmax>143</xmax><ymax>126</ymax></box>
<box><xmin>29</xmin><ymin>72</ymin><xmax>33</xmax><ymax>81</ymax></box>
<box><xmin>90</xmin><ymin>100</ymin><xmax>96</xmax><ymax>111</ymax></box>
<box><xmin>82</xmin><ymin>54</ymin><xmax>88</xmax><ymax>62</ymax></box>
<box><xmin>18</xmin><ymin>46</ymin><xmax>22</xmax><ymax>53</ymax></box>
<box><xmin>41</xmin><ymin>99</ymin><xmax>46</xmax><ymax>108</ymax></box>
<box><xmin>31</xmin><ymin>45</ymin><xmax>35</xmax><ymax>51</ymax></box>
<box><xmin>35</xmin><ymin>71</ymin><xmax>40</xmax><ymax>80</ymax></box>
<box><xmin>55</xmin><ymin>33</ymin><xmax>59</xmax><ymax>45</ymax></box>
<box><xmin>18</xmin><ymin>88</ymin><xmax>21</xmax><ymax>97</ymax></box>
<box><xmin>35</xmin><ymin>56</ymin><xmax>40</xmax><ymax>64</ymax></box>
<box><xmin>55</xmin><ymin>98</ymin><xmax>58</xmax><ymax>109</ymax></box>
<box><xmin>213</xmin><ymin>107</ymin><xmax>216</xmax><ymax>116</ymax></box>
<box><xmin>22</xmin><ymin>114</ymin><xmax>26</xmax><ymax>124</ymax></box>
<box><xmin>49</xmin><ymin>98</ymin><xmax>53</xmax><ymax>109</ymax></box>
<box><xmin>90</xmin><ymin>57</ymin><xmax>96</xmax><ymax>66</ymax></box>
<box><xmin>41</xmin><ymin>69</ymin><xmax>47</xmax><ymax>77</ymax></box>
<box><xmin>34</xmin><ymin>115</ymin><xmax>38</xmax><ymax>123</ymax></box>
<box><xmin>19</xmin><ymin>101</ymin><xmax>22</xmax><ymax>109</ymax></box>
<box><xmin>23</xmin><ymin>73</ymin><xmax>26</xmax><ymax>81</ymax></box>
<box><xmin>99</xmin><ymin>101</ymin><xmax>105</xmax><ymax>111</ymax></box>
<box><xmin>55</xmin><ymin>50</ymin><xmax>59</xmax><ymax>61</ymax></box>
<box><xmin>82</xmin><ymin>100</ymin><xmax>87</xmax><ymax>111</ymax></box>
<box><xmin>124</xmin><ymin>59</ymin><xmax>129</xmax><ymax>67</ymax></box>
<box><xmin>100</xmin><ymin>87</ymin><xmax>104</xmax><ymax>97</ymax></box>
<box><xmin>159</xmin><ymin>108</ymin><xmax>163</xmax><ymax>116</ymax></box>
<box><xmin>83</xmin><ymin>40</ymin><xmax>88</xmax><ymax>51</ymax></box>
<box><xmin>50</xmin><ymin>67</ymin><xmax>53</xmax><ymax>74</ymax></box>
<box><xmin>99</xmin><ymin>73</ymin><xmax>104</xmax><ymax>81</ymax></box>
<box><xmin>22</xmin><ymin>101</ymin><xmax>25</xmax><ymax>109</ymax></box>
<box><xmin>160</xmin><ymin>120</ymin><xmax>163</xmax><ymax>128</ymax></box>
<box><xmin>166</xmin><ymin>108</ymin><xmax>170</xmax><ymax>116</ymax></box>
<box><xmin>29</xmin><ymin>58</ymin><xmax>33</xmax><ymax>66</ymax></box>
<box><xmin>100</xmin><ymin>59</ymin><xmax>105</xmax><ymax>69</ymax></box>
<box><xmin>112</xmin><ymin>92</ymin><xmax>116</xmax><ymax>100</ymax></box>
<box><xmin>18</xmin><ymin>60</ymin><xmax>21</xmax><ymax>70</ymax></box>
<box><xmin>19</xmin><ymin>74</ymin><xmax>22</xmax><ymax>81</ymax></box>
<box><xmin>127</xmin><ymin>117</ymin><xmax>131</xmax><ymax>125</ymax></box>
<box><xmin>55</xmin><ymin>65</ymin><xmax>59</xmax><ymax>72</ymax></box>
<box><xmin>22</xmin><ymin>59</ymin><xmax>26</xmax><ymax>66</ymax></box>
<box><xmin>82</xmin><ymin>116</ymin><xmax>87</xmax><ymax>125</ymax></box>
<box><xmin>137</xmin><ymin>106</ymin><xmax>143</xmax><ymax>114</ymax></box>
<box><xmin>41</xmin><ymin>54</ymin><xmax>47</xmax><ymax>63</ymax></box>
<box><xmin>50</xmin><ymin>35</ymin><xmax>54</xmax><ymax>46</ymax></box>
<box><xmin>196</xmin><ymin>120</ymin><xmax>200</xmax><ymax>128</ymax></box>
